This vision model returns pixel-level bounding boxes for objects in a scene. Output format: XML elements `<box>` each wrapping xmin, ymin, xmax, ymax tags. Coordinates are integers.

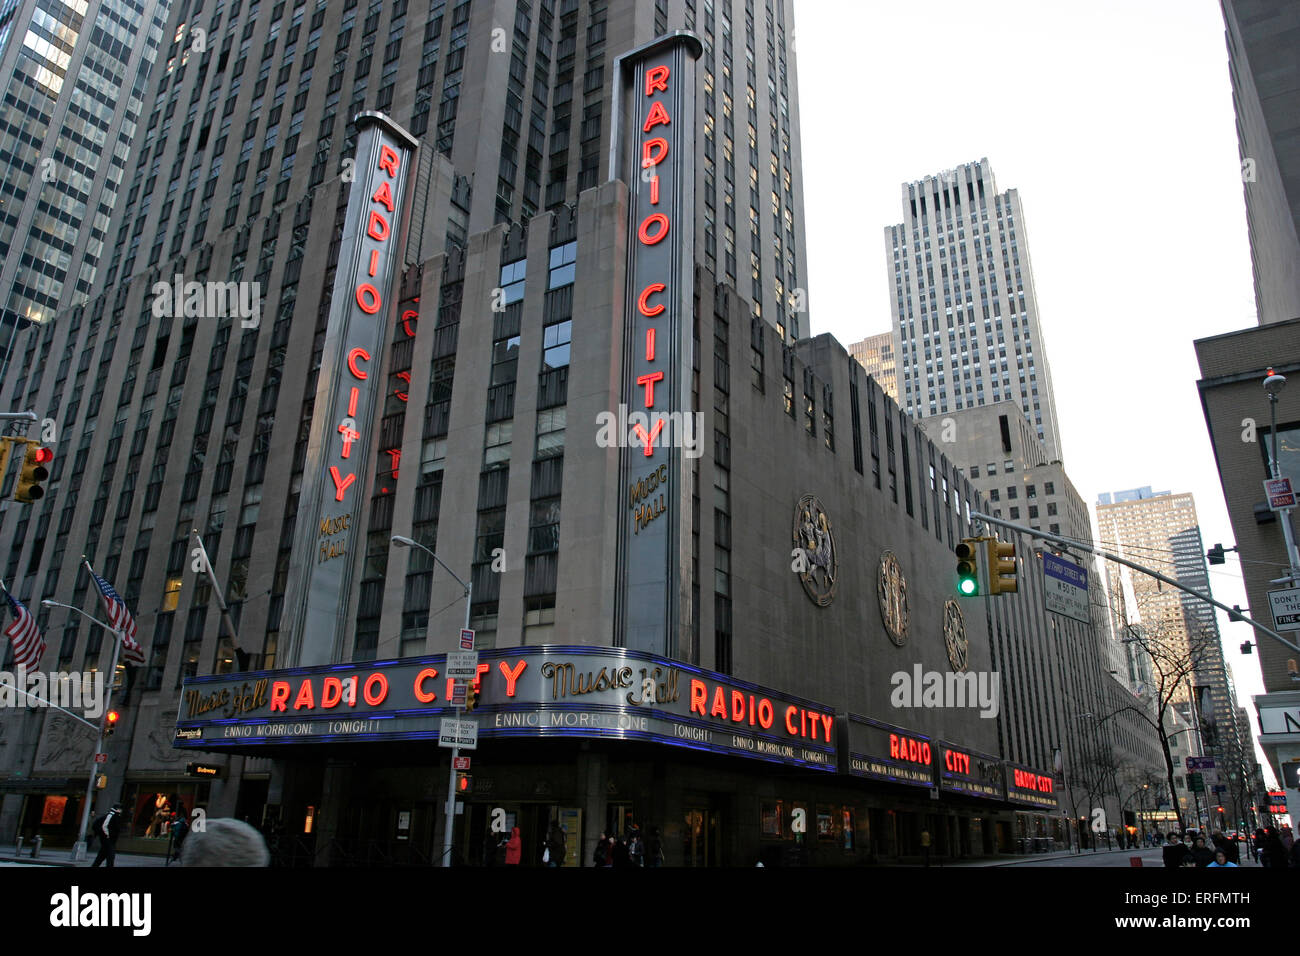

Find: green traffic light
<box><xmin>959</xmin><ymin>577</ymin><xmax>978</xmax><ymax>596</ymax></box>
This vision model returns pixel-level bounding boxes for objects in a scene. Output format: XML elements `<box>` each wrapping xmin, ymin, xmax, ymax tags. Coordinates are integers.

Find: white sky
<box><xmin>795</xmin><ymin>0</ymin><xmax>1274</xmax><ymax>784</ymax></box>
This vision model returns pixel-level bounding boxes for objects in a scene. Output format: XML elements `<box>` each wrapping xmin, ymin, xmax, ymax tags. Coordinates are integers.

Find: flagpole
<box><xmin>191</xmin><ymin>530</ymin><xmax>247</xmax><ymax>669</ymax></box>
<box><xmin>72</xmin><ymin>629</ymin><xmax>120</xmax><ymax>862</ymax></box>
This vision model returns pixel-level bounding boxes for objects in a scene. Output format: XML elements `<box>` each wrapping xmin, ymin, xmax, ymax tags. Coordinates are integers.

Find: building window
<box><xmin>542</xmin><ymin>320</ymin><xmax>571</xmax><ymax>370</ymax></box>
<box><xmin>500</xmin><ymin>258</ymin><xmax>526</xmax><ymax>304</ymax></box>
<box><xmin>548</xmin><ymin>241</ymin><xmax>576</xmax><ymax>288</ymax></box>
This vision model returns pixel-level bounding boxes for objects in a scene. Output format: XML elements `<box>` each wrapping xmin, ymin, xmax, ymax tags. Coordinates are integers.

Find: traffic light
<box><xmin>96</xmin><ymin>774</ymin><xmax>108</xmax><ymax>790</ymax></box>
<box><xmin>954</xmin><ymin>538</ymin><xmax>982</xmax><ymax>596</ymax></box>
<box><xmin>13</xmin><ymin>442</ymin><xmax>51</xmax><ymax>503</ymax></box>
<box><xmin>456</xmin><ymin>771</ymin><xmax>473</xmax><ymax>793</ymax></box>
<box><xmin>986</xmin><ymin>538</ymin><xmax>1018</xmax><ymax>595</ymax></box>
<box><xmin>464</xmin><ymin>681</ymin><xmax>479</xmax><ymax>712</ymax></box>
<box><xmin>103</xmin><ymin>709</ymin><xmax>120</xmax><ymax>737</ymax></box>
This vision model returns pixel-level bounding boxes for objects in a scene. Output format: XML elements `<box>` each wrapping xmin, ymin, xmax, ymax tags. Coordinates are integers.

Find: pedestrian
<box><xmin>1190</xmin><ymin>835</ymin><xmax>1215</xmax><ymax>868</ymax></box>
<box><xmin>1253</xmin><ymin>828</ymin><xmax>1266</xmax><ymax>864</ymax></box>
<box><xmin>90</xmin><ymin>803</ymin><xmax>123</xmax><ymax>868</ymax></box>
<box><xmin>167</xmin><ymin>810</ymin><xmax>191</xmax><ymax>864</ymax></box>
<box><xmin>1262</xmin><ymin>827</ymin><xmax>1287</xmax><ymax>868</ymax></box>
<box><xmin>611</xmin><ymin>832</ymin><xmax>631</xmax><ymax>868</ymax></box>
<box><xmin>1162</xmin><ymin>832</ymin><xmax>1189</xmax><ymax>869</ymax></box>
<box><xmin>544</xmin><ymin>821</ymin><xmax>565</xmax><ymax>867</ymax></box>
<box><xmin>628</xmin><ymin>826</ymin><xmax>644</xmax><ymax>867</ymax></box>
<box><xmin>1206</xmin><ymin>849</ymin><xmax>1238</xmax><ymax>868</ymax></box>
<box><xmin>504</xmin><ymin>826</ymin><xmax>521</xmax><ymax>866</ymax></box>
<box><xmin>593</xmin><ymin>832</ymin><xmax>611</xmax><ymax>868</ymax></box>
<box><xmin>920</xmin><ymin>828</ymin><xmax>931</xmax><ymax>867</ymax></box>
<box><xmin>179</xmin><ymin>818</ymin><xmax>270</xmax><ymax>866</ymax></box>
<box><xmin>645</xmin><ymin>825</ymin><xmax>664</xmax><ymax>867</ymax></box>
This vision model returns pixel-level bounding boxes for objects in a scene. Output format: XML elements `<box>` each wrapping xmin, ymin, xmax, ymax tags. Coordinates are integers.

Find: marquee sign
<box><xmin>841</xmin><ymin>713</ymin><xmax>936</xmax><ymax>789</ymax></box>
<box><xmin>936</xmin><ymin>740</ymin><xmax>1004</xmax><ymax>800</ymax></box>
<box><xmin>611</xmin><ymin>33</ymin><xmax>702</xmax><ymax>657</ymax></box>
<box><xmin>1004</xmin><ymin>760</ymin><xmax>1058</xmax><ymax>809</ymax></box>
<box><xmin>282</xmin><ymin>113</ymin><xmax>418</xmax><ymax>665</ymax></box>
<box><xmin>174</xmin><ymin>645</ymin><xmax>837</xmax><ymax>772</ymax></box>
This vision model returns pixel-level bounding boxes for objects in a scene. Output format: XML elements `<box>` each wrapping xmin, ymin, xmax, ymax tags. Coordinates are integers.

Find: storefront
<box><xmin>174</xmin><ymin>647</ymin><xmax>1036</xmax><ymax>865</ymax></box>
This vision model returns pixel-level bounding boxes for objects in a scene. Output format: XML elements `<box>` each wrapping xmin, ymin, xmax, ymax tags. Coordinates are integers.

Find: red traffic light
<box><xmin>32</xmin><ymin>447</ymin><xmax>52</xmax><ymax>465</ymax></box>
<box><xmin>105</xmin><ymin>710</ymin><xmax>120</xmax><ymax>725</ymax></box>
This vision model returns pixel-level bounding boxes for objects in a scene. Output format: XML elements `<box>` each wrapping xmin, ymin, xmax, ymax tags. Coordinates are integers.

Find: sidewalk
<box><xmin>0</xmin><ymin>845</ymin><xmax>168</xmax><ymax>867</ymax></box>
<box><xmin>943</xmin><ymin>844</ymin><xmax>1264</xmax><ymax>867</ymax></box>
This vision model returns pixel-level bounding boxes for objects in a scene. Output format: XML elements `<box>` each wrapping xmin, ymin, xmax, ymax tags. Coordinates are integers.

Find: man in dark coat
<box><xmin>1161</xmin><ymin>832</ymin><xmax>1189</xmax><ymax>868</ymax></box>
<box><xmin>1190</xmin><ymin>835</ymin><xmax>1215</xmax><ymax>867</ymax></box>
<box><xmin>545</xmin><ymin>822</ymin><xmax>566</xmax><ymax>867</ymax></box>
<box><xmin>90</xmin><ymin>804</ymin><xmax>124</xmax><ymax>867</ymax></box>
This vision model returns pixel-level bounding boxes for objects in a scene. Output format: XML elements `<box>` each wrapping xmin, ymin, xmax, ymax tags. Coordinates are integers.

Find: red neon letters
<box><xmin>889</xmin><ymin>734</ymin><xmax>932</xmax><ymax>766</ymax></box>
<box><xmin>687</xmin><ymin>678</ymin><xmax>831</xmax><ymax>741</ymax></box>
<box><xmin>631</xmin><ymin>60</ymin><xmax>676</xmax><ymax>459</ymax></box>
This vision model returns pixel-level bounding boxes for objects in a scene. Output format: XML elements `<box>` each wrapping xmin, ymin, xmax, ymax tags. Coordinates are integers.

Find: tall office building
<box><xmin>1221</xmin><ymin>0</ymin><xmax>1300</xmax><ymax>325</ymax></box>
<box><xmin>1198</xmin><ymin>0</ymin><xmax>1300</xmax><ymax>811</ymax></box>
<box><xmin>0</xmin><ymin>0</ymin><xmax>172</xmax><ymax>371</ymax></box>
<box><xmin>848</xmin><ymin>330</ymin><xmax>897</xmax><ymax>402</ymax></box>
<box><xmin>887</xmin><ymin>158</ymin><xmax>1063</xmax><ymax>462</ymax></box>
<box><xmin>1095</xmin><ymin>489</ymin><xmax>1244</xmax><ymax>769</ymax></box>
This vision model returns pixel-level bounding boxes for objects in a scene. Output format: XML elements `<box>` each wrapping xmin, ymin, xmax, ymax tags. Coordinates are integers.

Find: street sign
<box><xmin>1042</xmin><ymin>553</ymin><xmax>1089</xmax><ymax>624</ymax></box>
<box><xmin>1189</xmin><ymin>772</ymin><xmax>1205</xmax><ymax>793</ymax></box>
<box><xmin>1186</xmin><ymin>756</ymin><xmax>1216</xmax><ymax>770</ymax></box>
<box><xmin>459</xmin><ymin>628</ymin><xmax>475</xmax><ymax>650</ymax></box>
<box><xmin>446</xmin><ymin>651</ymin><xmax>479</xmax><ymax>679</ymax></box>
<box><xmin>94</xmin><ymin>753</ymin><xmax>107</xmax><ymax>764</ymax></box>
<box><xmin>1265</xmin><ymin>476</ymin><xmax>1296</xmax><ymax>511</ymax></box>
<box><xmin>450</xmin><ymin>681</ymin><xmax>467</xmax><ymax>706</ymax></box>
<box><xmin>438</xmin><ymin>717</ymin><xmax>478</xmax><ymax>750</ymax></box>
<box><xmin>1268</xmin><ymin>587</ymin><xmax>1300</xmax><ymax>632</ymax></box>
<box><xmin>453</xmin><ymin>756</ymin><xmax>471</xmax><ymax>770</ymax></box>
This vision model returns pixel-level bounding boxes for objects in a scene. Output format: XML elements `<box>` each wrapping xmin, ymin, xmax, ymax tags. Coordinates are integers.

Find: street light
<box><xmin>1263</xmin><ymin>368</ymin><xmax>1300</xmax><ymax>584</ymax></box>
<box><xmin>41</xmin><ymin>599</ymin><xmax>124</xmax><ymax>862</ymax></box>
<box><xmin>391</xmin><ymin>534</ymin><xmax>471</xmax><ymax>869</ymax></box>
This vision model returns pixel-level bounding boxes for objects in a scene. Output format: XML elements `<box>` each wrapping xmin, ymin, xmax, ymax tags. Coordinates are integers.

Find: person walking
<box><xmin>1206</xmin><ymin>849</ymin><xmax>1238</xmax><ymax>868</ymax></box>
<box><xmin>167</xmin><ymin>810</ymin><xmax>191</xmax><ymax>865</ymax></box>
<box><xmin>90</xmin><ymin>804</ymin><xmax>123</xmax><ymax>868</ymax></box>
<box><xmin>593</xmin><ymin>832</ymin><xmax>611</xmax><ymax>868</ymax></box>
<box><xmin>920</xmin><ymin>828</ymin><xmax>932</xmax><ymax>867</ymax></box>
<box><xmin>1162</xmin><ymin>832</ymin><xmax>1189</xmax><ymax>869</ymax></box>
<box><xmin>544</xmin><ymin>821</ymin><xmax>566</xmax><ymax>867</ymax></box>
<box><xmin>644</xmin><ymin>826</ymin><xmax>664</xmax><ymax>867</ymax></box>
<box><xmin>1190</xmin><ymin>835</ymin><xmax>1215</xmax><ymax>868</ymax></box>
<box><xmin>504</xmin><ymin>826</ymin><xmax>521</xmax><ymax>866</ymax></box>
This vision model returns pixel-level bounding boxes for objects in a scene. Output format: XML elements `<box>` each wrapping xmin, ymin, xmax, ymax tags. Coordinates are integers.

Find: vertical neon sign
<box><xmin>283</xmin><ymin>113</ymin><xmax>418</xmax><ymax>666</ymax></box>
<box><xmin>612</xmin><ymin>34</ymin><xmax>701</xmax><ymax>657</ymax></box>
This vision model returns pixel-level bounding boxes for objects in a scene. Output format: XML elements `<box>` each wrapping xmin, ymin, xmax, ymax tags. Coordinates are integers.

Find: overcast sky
<box><xmin>794</xmin><ymin>0</ymin><xmax>1272</xmax><ymax>781</ymax></box>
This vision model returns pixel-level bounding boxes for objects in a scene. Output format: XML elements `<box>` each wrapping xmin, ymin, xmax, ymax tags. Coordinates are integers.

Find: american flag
<box><xmin>3</xmin><ymin>592</ymin><xmax>45</xmax><ymax>670</ymax></box>
<box><xmin>88</xmin><ymin>569</ymin><xmax>146</xmax><ymax>665</ymax></box>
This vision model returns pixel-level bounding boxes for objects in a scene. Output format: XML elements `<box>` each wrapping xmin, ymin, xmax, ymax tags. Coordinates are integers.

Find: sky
<box><xmin>794</xmin><ymin>0</ymin><xmax>1272</xmax><ymax>779</ymax></box>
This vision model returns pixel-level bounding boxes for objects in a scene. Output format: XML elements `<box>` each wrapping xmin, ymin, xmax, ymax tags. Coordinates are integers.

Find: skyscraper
<box><xmin>0</xmin><ymin>0</ymin><xmax>172</xmax><ymax>371</ymax></box>
<box><xmin>847</xmin><ymin>330</ymin><xmax>897</xmax><ymax>401</ymax></box>
<box><xmin>1095</xmin><ymin>488</ymin><xmax>1244</xmax><ymax>771</ymax></box>
<box><xmin>887</xmin><ymin>158</ymin><xmax>1063</xmax><ymax>462</ymax></box>
<box><xmin>1221</xmin><ymin>0</ymin><xmax>1300</xmax><ymax>325</ymax></box>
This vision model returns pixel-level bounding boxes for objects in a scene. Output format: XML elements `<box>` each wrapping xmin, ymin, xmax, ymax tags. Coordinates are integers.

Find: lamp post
<box><xmin>391</xmin><ymin>534</ymin><xmax>471</xmax><ymax>868</ymax></box>
<box><xmin>42</xmin><ymin>599</ymin><xmax>123</xmax><ymax>862</ymax></box>
<box><xmin>1264</xmin><ymin>368</ymin><xmax>1300</xmax><ymax>583</ymax></box>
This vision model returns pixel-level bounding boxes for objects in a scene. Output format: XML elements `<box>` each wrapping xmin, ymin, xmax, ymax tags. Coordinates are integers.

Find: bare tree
<box><xmin>1092</xmin><ymin>613</ymin><xmax>1220</xmax><ymax>833</ymax></box>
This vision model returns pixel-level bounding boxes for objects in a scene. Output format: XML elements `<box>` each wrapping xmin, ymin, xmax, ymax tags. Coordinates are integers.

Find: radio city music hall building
<box><xmin>0</xmin><ymin>1</ymin><xmax>1106</xmax><ymax>865</ymax></box>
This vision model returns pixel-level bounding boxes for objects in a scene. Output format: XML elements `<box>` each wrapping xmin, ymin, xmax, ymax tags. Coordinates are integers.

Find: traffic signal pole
<box><xmin>970</xmin><ymin>511</ymin><xmax>1300</xmax><ymax>656</ymax></box>
<box><xmin>40</xmin><ymin>599</ymin><xmax>125</xmax><ymax>861</ymax></box>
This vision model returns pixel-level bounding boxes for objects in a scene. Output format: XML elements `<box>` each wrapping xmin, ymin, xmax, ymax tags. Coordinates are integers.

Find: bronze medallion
<box><xmin>793</xmin><ymin>494</ymin><xmax>836</xmax><ymax>606</ymax></box>
<box><xmin>877</xmin><ymin>550</ymin><xmax>909</xmax><ymax>645</ymax></box>
<box><xmin>943</xmin><ymin>598</ymin><xmax>969</xmax><ymax>672</ymax></box>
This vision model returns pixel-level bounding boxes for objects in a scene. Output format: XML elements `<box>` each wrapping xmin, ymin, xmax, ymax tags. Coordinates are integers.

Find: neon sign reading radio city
<box><xmin>630</xmin><ymin>63</ymin><xmax>675</xmax><ymax>458</ymax></box>
<box><xmin>330</xmin><ymin>143</ymin><xmax>404</xmax><ymax>503</ymax></box>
